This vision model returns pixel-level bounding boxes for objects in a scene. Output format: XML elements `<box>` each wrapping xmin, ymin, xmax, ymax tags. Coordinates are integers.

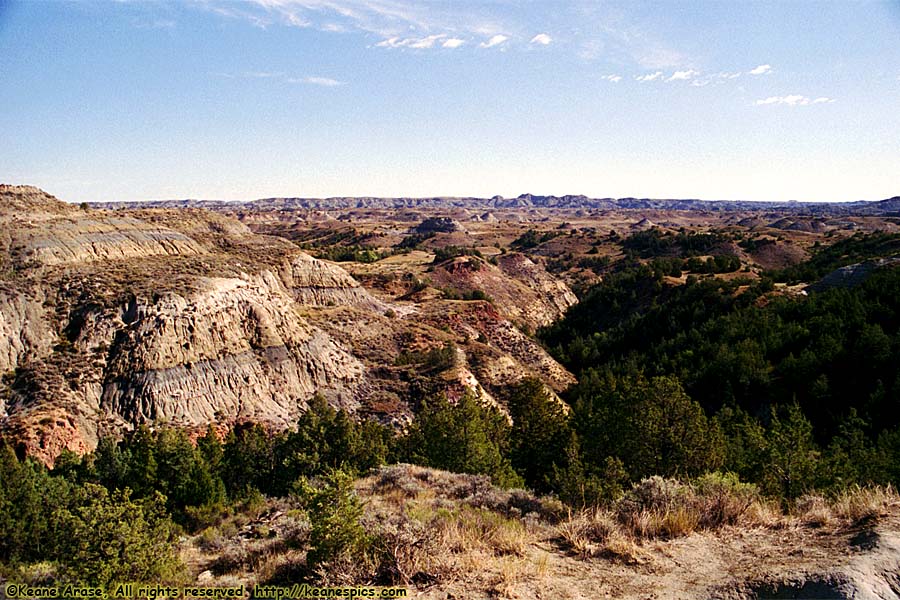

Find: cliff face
<box><xmin>0</xmin><ymin>290</ymin><xmax>53</xmax><ymax>376</ymax></box>
<box><xmin>99</xmin><ymin>273</ymin><xmax>366</xmax><ymax>425</ymax></box>
<box><xmin>283</xmin><ymin>253</ymin><xmax>386</xmax><ymax>310</ymax></box>
<box><xmin>0</xmin><ymin>187</ymin><xmax>376</xmax><ymax>463</ymax></box>
<box><xmin>0</xmin><ymin>186</ymin><xmax>576</xmax><ymax>465</ymax></box>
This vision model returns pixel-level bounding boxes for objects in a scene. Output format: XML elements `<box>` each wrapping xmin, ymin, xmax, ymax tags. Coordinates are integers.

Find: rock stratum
<box><xmin>0</xmin><ymin>185</ymin><xmax>576</xmax><ymax>464</ymax></box>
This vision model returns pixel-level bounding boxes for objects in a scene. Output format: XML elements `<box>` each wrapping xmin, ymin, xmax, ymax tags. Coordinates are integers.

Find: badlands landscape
<box><xmin>2</xmin><ymin>184</ymin><xmax>900</xmax><ymax>598</ymax></box>
<box><xmin>3</xmin><ymin>0</ymin><xmax>900</xmax><ymax>596</ymax></box>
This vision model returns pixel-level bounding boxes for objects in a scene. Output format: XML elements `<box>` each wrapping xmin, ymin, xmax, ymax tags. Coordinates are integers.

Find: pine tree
<box><xmin>507</xmin><ymin>378</ymin><xmax>571</xmax><ymax>492</ymax></box>
<box><xmin>404</xmin><ymin>394</ymin><xmax>522</xmax><ymax>488</ymax></box>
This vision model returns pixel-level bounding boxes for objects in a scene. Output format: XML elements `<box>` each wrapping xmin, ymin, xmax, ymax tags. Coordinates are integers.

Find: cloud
<box><xmin>749</xmin><ymin>64</ymin><xmax>772</xmax><ymax>75</ymax></box>
<box><xmin>480</xmin><ymin>34</ymin><xmax>509</xmax><ymax>48</ymax></box>
<box><xmin>718</xmin><ymin>71</ymin><xmax>741</xmax><ymax>79</ymax></box>
<box><xmin>238</xmin><ymin>0</ymin><xmax>431</xmax><ymax>35</ymax></box>
<box><xmin>200</xmin><ymin>0</ymin><xmax>516</xmax><ymax>47</ymax></box>
<box><xmin>635</xmin><ymin>71</ymin><xmax>663</xmax><ymax>82</ymax></box>
<box><xmin>375</xmin><ymin>37</ymin><xmax>401</xmax><ymax>47</ymax></box>
<box><xmin>205</xmin><ymin>4</ymin><xmax>273</xmax><ymax>29</ymax></box>
<box><xmin>240</xmin><ymin>71</ymin><xmax>285</xmax><ymax>79</ymax></box>
<box><xmin>219</xmin><ymin>71</ymin><xmax>345</xmax><ymax>87</ymax></box>
<box><xmin>600</xmin><ymin>74</ymin><xmax>622</xmax><ymax>83</ymax></box>
<box><xmin>409</xmin><ymin>34</ymin><xmax>445</xmax><ymax>48</ymax></box>
<box><xmin>530</xmin><ymin>33</ymin><xmax>552</xmax><ymax>45</ymax></box>
<box><xmin>755</xmin><ymin>95</ymin><xmax>833</xmax><ymax>106</ymax></box>
<box><xmin>667</xmin><ymin>69</ymin><xmax>699</xmax><ymax>82</ymax></box>
<box><xmin>442</xmin><ymin>37</ymin><xmax>465</xmax><ymax>48</ymax></box>
<box><xmin>375</xmin><ymin>34</ymin><xmax>450</xmax><ymax>48</ymax></box>
<box><xmin>287</xmin><ymin>76</ymin><xmax>345</xmax><ymax>86</ymax></box>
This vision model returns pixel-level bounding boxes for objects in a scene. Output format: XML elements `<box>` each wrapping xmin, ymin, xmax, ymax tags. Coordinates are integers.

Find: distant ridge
<box><xmin>88</xmin><ymin>193</ymin><xmax>900</xmax><ymax>216</ymax></box>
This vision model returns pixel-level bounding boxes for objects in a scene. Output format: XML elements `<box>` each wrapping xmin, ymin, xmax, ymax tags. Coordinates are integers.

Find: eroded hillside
<box><xmin>0</xmin><ymin>186</ymin><xmax>575</xmax><ymax>464</ymax></box>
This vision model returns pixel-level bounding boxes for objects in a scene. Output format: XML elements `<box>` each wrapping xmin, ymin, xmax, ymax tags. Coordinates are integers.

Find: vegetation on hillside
<box><xmin>3</xmin><ymin>232</ymin><xmax>900</xmax><ymax>586</ymax></box>
<box><xmin>541</xmin><ymin>236</ymin><xmax>900</xmax><ymax>499</ymax></box>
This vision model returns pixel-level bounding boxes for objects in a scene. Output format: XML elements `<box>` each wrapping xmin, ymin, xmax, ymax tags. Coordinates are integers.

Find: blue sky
<box><xmin>1</xmin><ymin>0</ymin><xmax>898</xmax><ymax>202</ymax></box>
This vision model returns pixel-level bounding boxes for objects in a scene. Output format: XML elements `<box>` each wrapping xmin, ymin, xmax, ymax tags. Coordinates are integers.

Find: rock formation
<box><xmin>0</xmin><ymin>186</ymin><xmax>576</xmax><ymax>464</ymax></box>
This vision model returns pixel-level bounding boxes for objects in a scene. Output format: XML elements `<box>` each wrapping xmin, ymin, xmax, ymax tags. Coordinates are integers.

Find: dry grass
<box><xmin>442</xmin><ymin>506</ymin><xmax>530</xmax><ymax>556</ymax></box>
<box><xmin>555</xmin><ymin>507</ymin><xmax>646</xmax><ymax>564</ymax></box>
<box><xmin>830</xmin><ymin>484</ymin><xmax>899</xmax><ymax>521</ymax></box>
<box><xmin>795</xmin><ymin>494</ymin><xmax>835</xmax><ymax>528</ymax></box>
<box><xmin>180</xmin><ymin>466</ymin><xmax>900</xmax><ymax>596</ymax></box>
<box><xmin>357</xmin><ymin>464</ymin><xmax>564</xmax><ymax>589</ymax></box>
<box><xmin>556</xmin><ymin>507</ymin><xmax>617</xmax><ymax>557</ymax></box>
<box><xmin>794</xmin><ymin>484</ymin><xmax>900</xmax><ymax>527</ymax></box>
<box><xmin>742</xmin><ymin>498</ymin><xmax>784</xmax><ymax>528</ymax></box>
<box><xmin>615</xmin><ymin>474</ymin><xmax>759</xmax><ymax>540</ymax></box>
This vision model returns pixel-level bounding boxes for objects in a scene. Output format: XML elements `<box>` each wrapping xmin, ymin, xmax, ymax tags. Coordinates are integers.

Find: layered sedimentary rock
<box><xmin>427</xmin><ymin>252</ymin><xmax>578</xmax><ymax>330</ymax></box>
<box><xmin>0</xmin><ymin>185</ymin><xmax>577</xmax><ymax>465</ymax></box>
<box><xmin>283</xmin><ymin>253</ymin><xmax>386</xmax><ymax>310</ymax></box>
<box><xmin>0</xmin><ymin>187</ymin><xmax>372</xmax><ymax>463</ymax></box>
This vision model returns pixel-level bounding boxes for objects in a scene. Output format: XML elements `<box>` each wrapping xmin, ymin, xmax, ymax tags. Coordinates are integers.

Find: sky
<box><xmin>1</xmin><ymin>0</ymin><xmax>899</xmax><ymax>203</ymax></box>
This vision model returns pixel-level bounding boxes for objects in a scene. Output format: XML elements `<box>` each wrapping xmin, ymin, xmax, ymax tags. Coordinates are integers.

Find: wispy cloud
<box><xmin>480</xmin><ymin>34</ymin><xmax>509</xmax><ymax>48</ymax></box>
<box><xmin>240</xmin><ymin>71</ymin><xmax>285</xmax><ymax>79</ymax></box>
<box><xmin>219</xmin><ymin>71</ymin><xmax>344</xmax><ymax>87</ymax></box>
<box><xmin>205</xmin><ymin>3</ymin><xmax>273</xmax><ymax>29</ymax></box>
<box><xmin>667</xmin><ymin>69</ymin><xmax>699</xmax><ymax>82</ymax></box>
<box><xmin>375</xmin><ymin>37</ymin><xmax>402</xmax><ymax>48</ymax></box>
<box><xmin>410</xmin><ymin>34</ymin><xmax>445</xmax><ymax>48</ymax></box>
<box><xmin>635</xmin><ymin>71</ymin><xmax>664</xmax><ymax>82</ymax></box>
<box><xmin>530</xmin><ymin>33</ymin><xmax>552</xmax><ymax>45</ymax></box>
<box><xmin>201</xmin><ymin>0</ymin><xmax>517</xmax><ymax>47</ymax></box>
<box><xmin>376</xmin><ymin>34</ymin><xmax>448</xmax><ymax>49</ymax></box>
<box><xmin>600</xmin><ymin>74</ymin><xmax>622</xmax><ymax>83</ymax></box>
<box><xmin>749</xmin><ymin>64</ymin><xmax>773</xmax><ymax>75</ymax></box>
<box><xmin>289</xmin><ymin>76</ymin><xmax>345</xmax><ymax>86</ymax></box>
<box><xmin>755</xmin><ymin>95</ymin><xmax>834</xmax><ymax>106</ymax></box>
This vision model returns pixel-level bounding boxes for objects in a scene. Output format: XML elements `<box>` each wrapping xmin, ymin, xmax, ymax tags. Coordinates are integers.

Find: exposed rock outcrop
<box><xmin>428</xmin><ymin>252</ymin><xmax>578</xmax><ymax>330</ymax></box>
<box><xmin>282</xmin><ymin>253</ymin><xmax>387</xmax><ymax>310</ymax></box>
<box><xmin>0</xmin><ymin>187</ymin><xmax>373</xmax><ymax>463</ymax></box>
<box><xmin>0</xmin><ymin>186</ymin><xmax>576</xmax><ymax>465</ymax></box>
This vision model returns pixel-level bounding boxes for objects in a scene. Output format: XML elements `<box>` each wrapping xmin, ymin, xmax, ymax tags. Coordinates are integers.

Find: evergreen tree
<box><xmin>763</xmin><ymin>403</ymin><xmax>820</xmax><ymax>498</ymax></box>
<box><xmin>573</xmin><ymin>372</ymin><xmax>724</xmax><ymax>480</ymax></box>
<box><xmin>222</xmin><ymin>423</ymin><xmax>277</xmax><ymax>497</ymax></box>
<box><xmin>404</xmin><ymin>394</ymin><xmax>522</xmax><ymax>488</ymax></box>
<box><xmin>294</xmin><ymin>469</ymin><xmax>371</xmax><ymax>573</ymax></box>
<box><xmin>507</xmin><ymin>378</ymin><xmax>571</xmax><ymax>492</ymax></box>
<box><xmin>54</xmin><ymin>484</ymin><xmax>182</xmax><ymax>586</ymax></box>
<box><xmin>0</xmin><ymin>444</ymin><xmax>71</xmax><ymax>562</ymax></box>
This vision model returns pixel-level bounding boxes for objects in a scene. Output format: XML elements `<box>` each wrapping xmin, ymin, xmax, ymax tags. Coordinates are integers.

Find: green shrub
<box><xmin>54</xmin><ymin>484</ymin><xmax>182</xmax><ymax>586</ymax></box>
<box><xmin>294</xmin><ymin>470</ymin><xmax>371</xmax><ymax>573</ymax></box>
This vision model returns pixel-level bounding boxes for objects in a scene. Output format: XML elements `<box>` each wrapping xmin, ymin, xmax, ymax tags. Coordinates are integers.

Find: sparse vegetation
<box><xmin>5</xmin><ymin>186</ymin><xmax>900</xmax><ymax>593</ymax></box>
<box><xmin>511</xmin><ymin>229</ymin><xmax>561</xmax><ymax>250</ymax></box>
<box><xmin>431</xmin><ymin>245</ymin><xmax>484</xmax><ymax>263</ymax></box>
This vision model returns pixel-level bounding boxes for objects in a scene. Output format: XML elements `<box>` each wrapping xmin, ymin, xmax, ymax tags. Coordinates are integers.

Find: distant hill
<box><xmin>90</xmin><ymin>193</ymin><xmax>900</xmax><ymax>215</ymax></box>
